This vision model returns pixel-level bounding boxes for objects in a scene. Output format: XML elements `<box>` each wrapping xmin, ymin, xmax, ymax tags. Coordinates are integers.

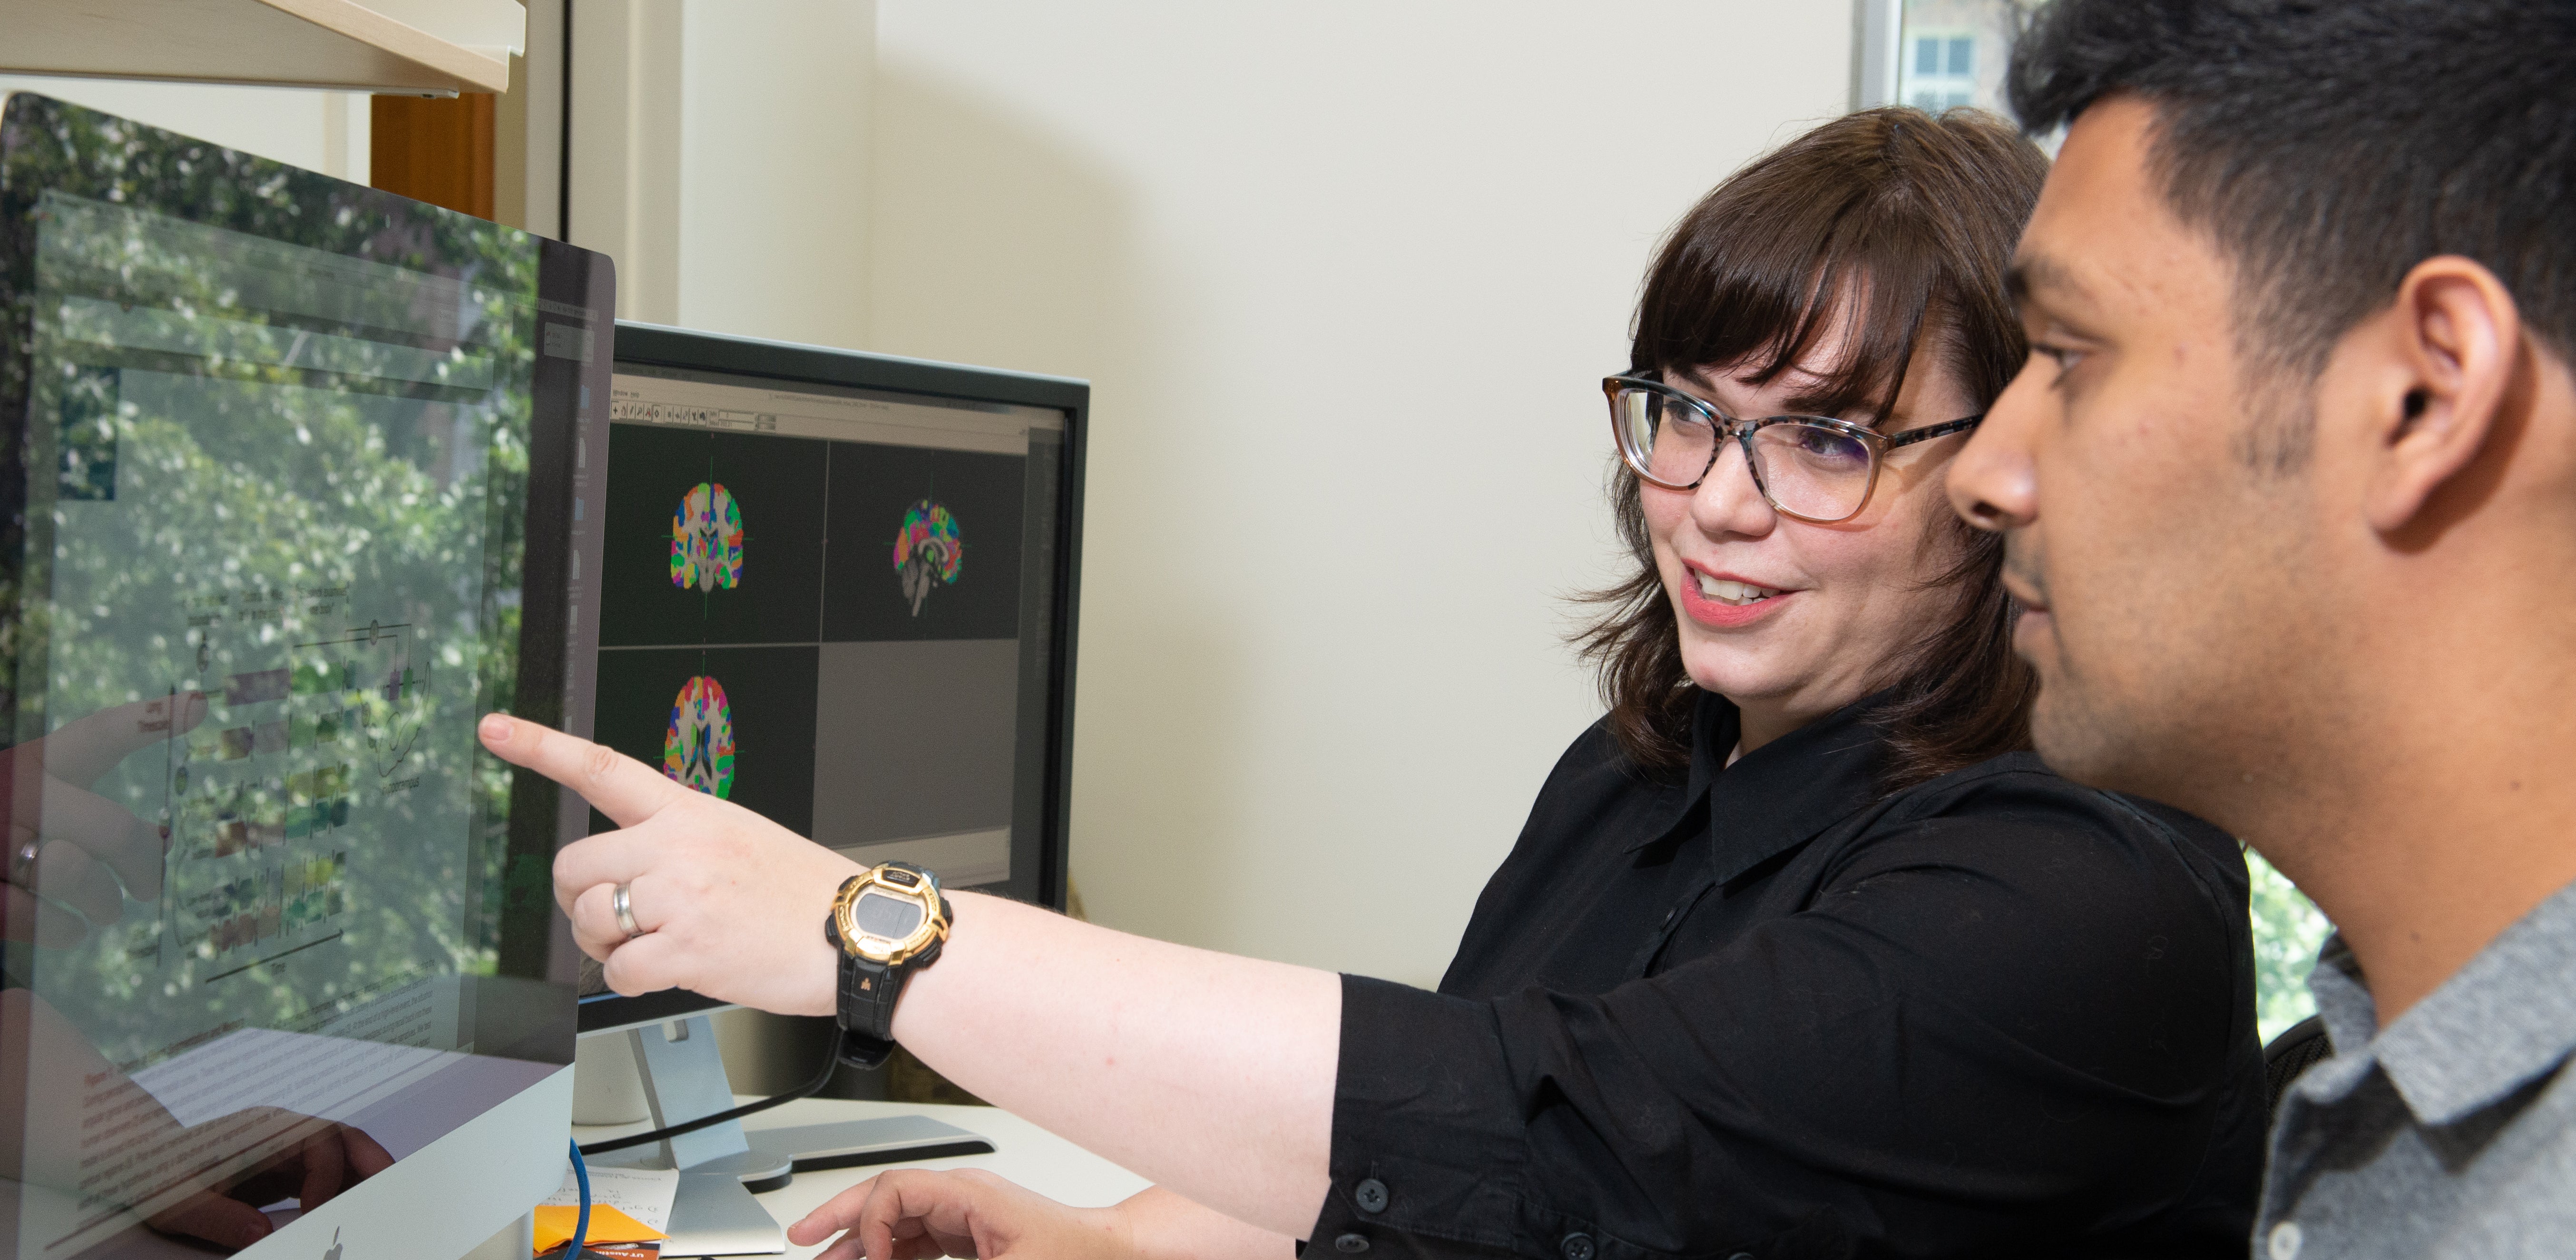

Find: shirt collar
<box><xmin>1622</xmin><ymin>689</ymin><xmax>1889</xmax><ymax>885</ymax></box>
<box><xmin>2297</xmin><ymin>875</ymin><xmax>2576</xmax><ymax>1125</ymax></box>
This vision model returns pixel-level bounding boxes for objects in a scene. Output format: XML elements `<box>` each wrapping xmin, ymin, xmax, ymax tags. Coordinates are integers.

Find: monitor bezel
<box><xmin>578</xmin><ymin>321</ymin><xmax>1088</xmax><ymax>1036</ymax></box>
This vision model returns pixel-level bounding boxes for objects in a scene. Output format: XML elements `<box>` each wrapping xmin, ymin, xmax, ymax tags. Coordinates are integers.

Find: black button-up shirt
<box><xmin>1313</xmin><ymin>692</ymin><xmax>2266</xmax><ymax>1259</ymax></box>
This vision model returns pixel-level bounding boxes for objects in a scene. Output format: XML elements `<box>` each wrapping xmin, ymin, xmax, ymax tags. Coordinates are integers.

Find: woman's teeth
<box><xmin>1695</xmin><ymin>574</ymin><xmax>1780</xmax><ymax>606</ymax></box>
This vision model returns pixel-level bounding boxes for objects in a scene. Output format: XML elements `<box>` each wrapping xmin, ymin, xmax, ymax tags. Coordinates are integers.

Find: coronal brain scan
<box><xmin>662</xmin><ymin>674</ymin><xmax>736</xmax><ymax>799</ymax></box>
<box><xmin>670</xmin><ymin>481</ymin><xmax>745</xmax><ymax>592</ymax></box>
<box><xmin>892</xmin><ymin>498</ymin><xmax>962</xmax><ymax>616</ymax></box>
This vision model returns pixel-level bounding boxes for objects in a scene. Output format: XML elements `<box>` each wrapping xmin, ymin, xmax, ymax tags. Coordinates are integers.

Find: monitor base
<box><xmin>747</xmin><ymin>1115</ymin><xmax>996</xmax><ymax>1174</ymax></box>
<box><xmin>659</xmin><ymin>1171</ymin><xmax>790</xmax><ymax>1258</ymax></box>
<box><xmin>587</xmin><ymin>1016</ymin><xmax>994</xmax><ymax>1256</ymax></box>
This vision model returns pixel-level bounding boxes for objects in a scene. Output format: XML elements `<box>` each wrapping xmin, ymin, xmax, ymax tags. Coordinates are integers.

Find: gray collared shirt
<box><xmin>2255</xmin><ymin>877</ymin><xmax>2576</xmax><ymax>1259</ymax></box>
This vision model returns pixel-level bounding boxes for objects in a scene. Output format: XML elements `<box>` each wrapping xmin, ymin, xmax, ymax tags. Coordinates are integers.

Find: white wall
<box><xmin>0</xmin><ymin>76</ymin><xmax>369</xmax><ymax>182</ymax></box>
<box><xmin>566</xmin><ymin>0</ymin><xmax>872</xmax><ymax>347</ymax></box>
<box><xmin>870</xmin><ymin>2</ymin><xmax>1855</xmax><ymax>986</ymax></box>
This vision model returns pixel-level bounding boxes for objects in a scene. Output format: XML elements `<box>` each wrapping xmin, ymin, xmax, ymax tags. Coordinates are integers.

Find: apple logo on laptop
<box><xmin>324</xmin><ymin>1227</ymin><xmax>341</xmax><ymax>1260</ymax></box>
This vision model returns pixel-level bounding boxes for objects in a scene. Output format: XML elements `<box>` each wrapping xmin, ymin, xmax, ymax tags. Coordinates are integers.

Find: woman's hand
<box><xmin>476</xmin><ymin>713</ymin><xmax>857</xmax><ymax>1016</ymax></box>
<box><xmin>788</xmin><ymin>1169</ymin><xmax>1132</xmax><ymax>1260</ymax></box>
<box><xmin>484</xmin><ymin>710</ymin><xmax>1339</xmax><ymax>1235</ymax></box>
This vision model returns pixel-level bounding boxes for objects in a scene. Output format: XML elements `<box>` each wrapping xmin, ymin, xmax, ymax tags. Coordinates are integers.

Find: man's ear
<box><xmin>2362</xmin><ymin>255</ymin><xmax>2525</xmax><ymax>534</ymax></box>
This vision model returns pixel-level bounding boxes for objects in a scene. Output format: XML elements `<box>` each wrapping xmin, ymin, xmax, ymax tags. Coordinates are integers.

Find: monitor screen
<box><xmin>579</xmin><ymin>326</ymin><xmax>1084</xmax><ymax>1027</ymax></box>
<box><xmin>0</xmin><ymin>93</ymin><xmax>607</xmax><ymax>1258</ymax></box>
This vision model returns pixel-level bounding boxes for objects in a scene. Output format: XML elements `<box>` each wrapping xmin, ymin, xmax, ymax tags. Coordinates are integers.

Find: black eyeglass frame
<box><xmin>1602</xmin><ymin>372</ymin><xmax>1985</xmax><ymax>524</ymax></box>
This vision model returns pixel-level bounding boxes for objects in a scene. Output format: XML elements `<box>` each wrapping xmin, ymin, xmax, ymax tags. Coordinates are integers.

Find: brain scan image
<box><xmin>662</xmin><ymin>674</ymin><xmax>736</xmax><ymax>799</ymax></box>
<box><xmin>891</xmin><ymin>498</ymin><xmax>962</xmax><ymax>616</ymax></box>
<box><xmin>670</xmin><ymin>481</ymin><xmax>746</xmax><ymax>592</ymax></box>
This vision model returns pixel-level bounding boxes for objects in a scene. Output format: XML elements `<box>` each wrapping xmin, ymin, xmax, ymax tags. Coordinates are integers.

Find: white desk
<box><xmin>573</xmin><ymin>1099</ymin><xmax>1154</xmax><ymax>1259</ymax></box>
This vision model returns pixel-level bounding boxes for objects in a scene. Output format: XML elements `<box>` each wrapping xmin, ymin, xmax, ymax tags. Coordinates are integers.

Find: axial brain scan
<box><xmin>662</xmin><ymin>674</ymin><xmax>736</xmax><ymax>798</ymax></box>
<box><xmin>670</xmin><ymin>481</ymin><xmax>745</xmax><ymax>592</ymax></box>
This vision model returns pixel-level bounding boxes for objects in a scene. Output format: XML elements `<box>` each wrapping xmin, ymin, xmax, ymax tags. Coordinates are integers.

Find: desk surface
<box><xmin>575</xmin><ymin>1099</ymin><xmax>1154</xmax><ymax>1259</ymax></box>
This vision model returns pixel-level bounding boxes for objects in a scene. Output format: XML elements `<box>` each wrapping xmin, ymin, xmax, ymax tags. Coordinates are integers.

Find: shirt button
<box><xmin>2267</xmin><ymin>1221</ymin><xmax>2302</xmax><ymax>1260</ymax></box>
<box><xmin>1560</xmin><ymin>1234</ymin><xmax>1596</xmax><ymax>1260</ymax></box>
<box><xmin>1353</xmin><ymin>1179</ymin><xmax>1390</xmax><ymax>1213</ymax></box>
<box><xmin>1334</xmin><ymin>1234</ymin><xmax>1371</xmax><ymax>1254</ymax></box>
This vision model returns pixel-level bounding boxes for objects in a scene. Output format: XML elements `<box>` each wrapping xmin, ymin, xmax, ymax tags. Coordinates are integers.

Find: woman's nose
<box><xmin>1691</xmin><ymin>439</ymin><xmax>1777</xmax><ymax>537</ymax></box>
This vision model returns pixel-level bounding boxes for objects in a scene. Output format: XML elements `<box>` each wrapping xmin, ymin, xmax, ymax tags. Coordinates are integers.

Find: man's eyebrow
<box><xmin>2006</xmin><ymin>252</ymin><xmax>2083</xmax><ymax>308</ymax></box>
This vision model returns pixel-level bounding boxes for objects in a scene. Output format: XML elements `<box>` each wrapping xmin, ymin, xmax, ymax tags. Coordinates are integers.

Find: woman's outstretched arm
<box><xmin>478</xmin><ymin>714</ymin><xmax>1339</xmax><ymax>1238</ymax></box>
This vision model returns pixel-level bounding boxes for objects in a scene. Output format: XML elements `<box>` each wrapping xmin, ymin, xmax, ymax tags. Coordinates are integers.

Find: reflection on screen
<box><xmin>0</xmin><ymin>97</ymin><xmax>572</xmax><ymax>1257</ymax></box>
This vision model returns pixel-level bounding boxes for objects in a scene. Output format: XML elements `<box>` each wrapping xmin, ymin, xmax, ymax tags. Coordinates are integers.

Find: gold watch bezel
<box><xmin>832</xmin><ymin>863</ymin><xmax>950</xmax><ymax>965</ymax></box>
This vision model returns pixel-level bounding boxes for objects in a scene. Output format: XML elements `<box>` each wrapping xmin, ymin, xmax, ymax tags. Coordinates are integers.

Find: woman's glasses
<box><xmin>1603</xmin><ymin>373</ymin><xmax>1984</xmax><ymax>524</ymax></box>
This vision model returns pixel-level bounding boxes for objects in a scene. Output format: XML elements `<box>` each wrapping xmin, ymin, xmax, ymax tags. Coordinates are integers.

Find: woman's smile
<box><xmin>1675</xmin><ymin>563</ymin><xmax>1796</xmax><ymax>628</ymax></box>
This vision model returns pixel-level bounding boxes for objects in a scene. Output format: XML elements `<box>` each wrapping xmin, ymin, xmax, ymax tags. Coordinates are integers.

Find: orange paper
<box><xmin>531</xmin><ymin>1203</ymin><xmax>666</xmax><ymax>1252</ymax></box>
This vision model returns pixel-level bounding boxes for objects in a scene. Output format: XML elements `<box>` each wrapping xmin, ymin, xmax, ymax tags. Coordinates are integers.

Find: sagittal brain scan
<box><xmin>670</xmin><ymin>481</ymin><xmax>745</xmax><ymax>592</ymax></box>
<box><xmin>662</xmin><ymin>674</ymin><xmax>736</xmax><ymax>799</ymax></box>
<box><xmin>893</xmin><ymin>498</ymin><xmax>963</xmax><ymax>616</ymax></box>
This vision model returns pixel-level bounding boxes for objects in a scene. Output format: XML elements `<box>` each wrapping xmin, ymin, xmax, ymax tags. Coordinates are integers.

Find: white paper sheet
<box><xmin>544</xmin><ymin>1165</ymin><xmax>682</xmax><ymax>1234</ymax></box>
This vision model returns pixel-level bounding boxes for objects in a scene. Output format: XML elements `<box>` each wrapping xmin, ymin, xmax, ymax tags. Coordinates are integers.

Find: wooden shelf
<box><xmin>0</xmin><ymin>0</ymin><xmax>523</xmax><ymax>97</ymax></box>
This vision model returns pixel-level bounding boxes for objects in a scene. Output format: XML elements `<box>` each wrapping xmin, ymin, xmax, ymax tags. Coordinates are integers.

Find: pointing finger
<box><xmin>479</xmin><ymin>714</ymin><xmax>687</xmax><ymax>830</ymax></box>
<box><xmin>43</xmin><ymin>693</ymin><xmax>209</xmax><ymax>787</ymax></box>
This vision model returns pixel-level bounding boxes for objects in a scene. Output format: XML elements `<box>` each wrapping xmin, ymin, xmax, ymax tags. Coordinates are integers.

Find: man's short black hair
<box><xmin>2009</xmin><ymin>0</ymin><xmax>2576</xmax><ymax>469</ymax></box>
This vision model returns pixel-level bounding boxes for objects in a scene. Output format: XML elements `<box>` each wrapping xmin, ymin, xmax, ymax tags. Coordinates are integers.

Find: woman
<box><xmin>485</xmin><ymin>108</ymin><xmax>2266</xmax><ymax>1259</ymax></box>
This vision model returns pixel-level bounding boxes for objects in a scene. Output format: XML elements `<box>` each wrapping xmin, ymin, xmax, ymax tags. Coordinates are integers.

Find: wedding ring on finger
<box><xmin>612</xmin><ymin>881</ymin><xmax>650</xmax><ymax>941</ymax></box>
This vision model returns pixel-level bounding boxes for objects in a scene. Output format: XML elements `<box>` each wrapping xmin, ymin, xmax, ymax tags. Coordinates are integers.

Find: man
<box><xmin>1945</xmin><ymin>0</ymin><xmax>2576</xmax><ymax>1255</ymax></box>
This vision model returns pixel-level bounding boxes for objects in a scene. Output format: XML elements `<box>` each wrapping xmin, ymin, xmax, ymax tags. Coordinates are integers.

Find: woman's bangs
<box><xmin>1638</xmin><ymin>208</ymin><xmax>1946</xmax><ymax>428</ymax></box>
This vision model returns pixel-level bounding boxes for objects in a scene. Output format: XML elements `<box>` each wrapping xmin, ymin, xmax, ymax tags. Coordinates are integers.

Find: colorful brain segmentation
<box><xmin>891</xmin><ymin>499</ymin><xmax>962</xmax><ymax>616</ymax></box>
<box><xmin>670</xmin><ymin>482</ymin><xmax>745</xmax><ymax>592</ymax></box>
<box><xmin>662</xmin><ymin>675</ymin><xmax>735</xmax><ymax>800</ymax></box>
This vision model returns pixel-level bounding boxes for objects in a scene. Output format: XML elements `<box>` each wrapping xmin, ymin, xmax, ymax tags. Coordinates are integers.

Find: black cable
<box><xmin>578</xmin><ymin>1026</ymin><xmax>841</xmax><ymax>1156</ymax></box>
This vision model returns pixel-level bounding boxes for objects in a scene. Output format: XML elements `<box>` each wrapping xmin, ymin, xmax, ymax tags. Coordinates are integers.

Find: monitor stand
<box><xmin>588</xmin><ymin>1016</ymin><xmax>992</xmax><ymax>1259</ymax></box>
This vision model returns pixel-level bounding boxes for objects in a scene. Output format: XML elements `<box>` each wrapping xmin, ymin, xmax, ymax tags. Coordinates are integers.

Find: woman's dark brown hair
<box><xmin>1577</xmin><ymin>107</ymin><xmax>2048</xmax><ymax>791</ymax></box>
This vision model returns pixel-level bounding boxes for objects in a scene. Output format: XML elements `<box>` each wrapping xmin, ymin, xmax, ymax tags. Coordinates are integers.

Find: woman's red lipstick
<box><xmin>1676</xmin><ymin>566</ymin><xmax>1794</xmax><ymax>629</ymax></box>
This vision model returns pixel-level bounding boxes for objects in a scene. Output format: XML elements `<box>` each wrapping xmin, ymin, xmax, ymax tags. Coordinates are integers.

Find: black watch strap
<box><xmin>836</xmin><ymin>956</ymin><xmax>901</xmax><ymax>1069</ymax></box>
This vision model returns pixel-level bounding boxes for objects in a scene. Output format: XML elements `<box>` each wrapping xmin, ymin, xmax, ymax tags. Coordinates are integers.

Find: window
<box><xmin>1887</xmin><ymin>0</ymin><xmax>2051</xmax><ymax>116</ymax></box>
<box><xmin>1905</xmin><ymin>34</ymin><xmax>1979</xmax><ymax>111</ymax></box>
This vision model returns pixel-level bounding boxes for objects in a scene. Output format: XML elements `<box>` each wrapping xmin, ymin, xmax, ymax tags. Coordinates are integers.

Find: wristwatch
<box><xmin>823</xmin><ymin>861</ymin><xmax>954</xmax><ymax>1069</ymax></box>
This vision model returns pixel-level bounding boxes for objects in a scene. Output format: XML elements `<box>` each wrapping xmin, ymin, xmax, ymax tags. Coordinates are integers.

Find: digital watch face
<box><xmin>851</xmin><ymin>889</ymin><xmax>926</xmax><ymax>941</ymax></box>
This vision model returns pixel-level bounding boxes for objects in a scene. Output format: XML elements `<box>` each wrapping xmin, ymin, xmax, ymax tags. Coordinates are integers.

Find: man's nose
<box><xmin>1948</xmin><ymin>385</ymin><xmax>2040</xmax><ymax>531</ymax></box>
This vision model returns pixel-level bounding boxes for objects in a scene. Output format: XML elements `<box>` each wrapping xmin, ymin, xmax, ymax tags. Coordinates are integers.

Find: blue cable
<box><xmin>567</xmin><ymin>1137</ymin><xmax>592</xmax><ymax>1260</ymax></box>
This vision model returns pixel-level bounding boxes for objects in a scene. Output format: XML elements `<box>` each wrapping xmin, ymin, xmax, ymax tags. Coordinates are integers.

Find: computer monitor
<box><xmin>556</xmin><ymin>325</ymin><xmax>1084</xmax><ymax>1255</ymax></box>
<box><xmin>0</xmin><ymin>93</ymin><xmax>610</xmax><ymax>1260</ymax></box>
<box><xmin>576</xmin><ymin>322</ymin><xmax>1088</xmax><ymax>1038</ymax></box>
